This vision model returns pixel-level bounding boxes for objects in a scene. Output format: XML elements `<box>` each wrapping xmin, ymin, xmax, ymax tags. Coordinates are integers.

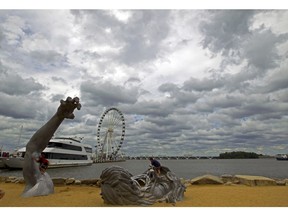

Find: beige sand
<box><xmin>0</xmin><ymin>183</ymin><xmax>288</xmax><ymax>207</ymax></box>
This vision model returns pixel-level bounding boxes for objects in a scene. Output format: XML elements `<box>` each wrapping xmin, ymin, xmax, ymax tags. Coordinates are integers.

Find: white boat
<box><xmin>0</xmin><ymin>157</ymin><xmax>7</xmax><ymax>168</ymax></box>
<box><xmin>276</xmin><ymin>154</ymin><xmax>288</xmax><ymax>161</ymax></box>
<box><xmin>3</xmin><ymin>137</ymin><xmax>93</xmax><ymax>169</ymax></box>
<box><xmin>2</xmin><ymin>150</ymin><xmax>25</xmax><ymax>169</ymax></box>
<box><xmin>0</xmin><ymin>151</ymin><xmax>10</xmax><ymax>169</ymax></box>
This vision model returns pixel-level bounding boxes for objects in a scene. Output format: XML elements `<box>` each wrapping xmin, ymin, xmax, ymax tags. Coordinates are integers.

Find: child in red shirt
<box><xmin>37</xmin><ymin>153</ymin><xmax>49</xmax><ymax>174</ymax></box>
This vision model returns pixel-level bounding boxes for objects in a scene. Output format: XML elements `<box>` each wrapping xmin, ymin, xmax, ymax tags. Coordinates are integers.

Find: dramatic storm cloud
<box><xmin>0</xmin><ymin>9</ymin><xmax>287</xmax><ymax>156</ymax></box>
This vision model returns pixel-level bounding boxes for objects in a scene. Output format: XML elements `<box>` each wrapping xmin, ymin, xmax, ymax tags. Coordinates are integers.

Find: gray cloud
<box><xmin>28</xmin><ymin>50</ymin><xmax>69</xmax><ymax>71</ymax></box>
<box><xmin>51</xmin><ymin>76</ymin><xmax>67</xmax><ymax>84</ymax></box>
<box><xmin>119</xmin><ymin>11</ymin><xmax>171</xmax><ymax>64</ymax></box>
<box><xmin>158</xmin><ymin>82</ymin><xmax>200</xmax><ymax>106</ymax></box>
<box><xmin>120</xmin><ymin>99</ymin><xmax>174</xmax><ymax>117</ymax></box>
<box><xmin>243</xmin><ymin>28</ymin><xmax>288</xmax><ymax>70</ymax></box>
<box><xmin>0</xmin><ymin>10</ymin><xmax>287</xmax><ymax>157</ymax></box>
<box><xmin>80</xmin><ymin>80</ymin><xmax>139</xmax><ymax>107</ymax></box>
<box><xmin>0</xmin><ymin>67</ymin><xmax>45</xmax><ymax>95</ymax></box>
<box><xmin>182</xmin><ymin>77</ymin><xmax>224</xmax><ymax>92</ymax></box>
<box><xmin>199</xmin><ymin>10</ymin><xmax>288</xmax><ymax>73</ymax></box>
<box><xmin>199</xmin><ymin>10</ymin><xmax>254</xmax><ymax>55</ymax></box>
<box><xmin>158</xmin><ymin>82</ymin><xmax>179</xmax><ymax>93</ymax></box>
<box><xmin>50</xmin><ymin>93</ymin><xmax>66</xmax><ymax>102</ymax></box>
<box><xmin>70</xmin><ymin>10</ymin><xmax>171</xmax><ymax>65</ymax></box>
<box><xmin>256</xmin><ymin>67</ymin><xmax>288</xmax><ymax>94</ymax></box>
<box><xmin>0</xmin><ymin>93</ymin><xmax>46</xmax><ymax>119</ymax></box>
<box><xmin>124</xmin><ymin>77</ymin><xmax>141</xmax><ymax>86</ymax></box>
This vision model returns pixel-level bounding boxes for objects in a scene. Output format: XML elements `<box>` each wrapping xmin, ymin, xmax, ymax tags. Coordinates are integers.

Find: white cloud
<box><xmin>109</xmin><ymin>10</ymin><xmax>133</xmax><ymax>23</ymax></box>
<box><xmin>0</xmin><ymin>10</ymin><xmax>287</xmax><ymax>157</ymax></box>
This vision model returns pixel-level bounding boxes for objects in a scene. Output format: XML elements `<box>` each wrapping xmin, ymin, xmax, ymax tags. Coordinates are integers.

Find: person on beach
<box><xmin>37</xmin><ymin>153</ymin><xmax>49</xmax><ymax>174</ymax></box>
<box><xmin>149</xmin><ymin>157</ymin><xmax>161</xmax><ymax>176</ymax></box>
<box><xmin>32</xmin><ymin>153</ymin><xmax>49</xmax><ymax>174</ymax></box>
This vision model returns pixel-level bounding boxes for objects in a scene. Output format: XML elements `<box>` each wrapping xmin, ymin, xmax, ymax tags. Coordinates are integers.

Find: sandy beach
<box><xmin>1</xmin><ymin>182</ymin><xmax>288</xmax><ymax>207</ymax></box>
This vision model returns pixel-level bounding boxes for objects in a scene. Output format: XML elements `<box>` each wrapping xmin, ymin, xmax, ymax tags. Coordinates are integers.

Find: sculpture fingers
<box><xmin>76</xmin><ymin>103</ymin><xmax>81</xmax><ymax>110</ymax></box>
<box><xmin>57</xmin><ymin>96</ymin><xmax>81</xmax><ymax>119</ymax></box>
<box><xmin>66</xmin><ymin>96</ymin><xmax>73</xmax><ymax>102</ymax></box>
<box><xmin>73</xmin><ymin>97</ymin><xmax>79</xmax><ymax>103</ymax></box>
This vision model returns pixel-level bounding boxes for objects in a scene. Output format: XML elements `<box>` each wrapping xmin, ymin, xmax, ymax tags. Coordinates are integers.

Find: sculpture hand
<box><xmin>57</xmin><ymin>96</ymin><xmax>82</xmax><ymax>119</ymax></box>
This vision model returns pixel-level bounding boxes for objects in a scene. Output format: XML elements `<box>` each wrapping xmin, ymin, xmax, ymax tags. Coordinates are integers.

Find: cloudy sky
<box><xmin>0</xmin><ymin>8</ymin><xmax>288</xmax><ymax>157</ymax></box>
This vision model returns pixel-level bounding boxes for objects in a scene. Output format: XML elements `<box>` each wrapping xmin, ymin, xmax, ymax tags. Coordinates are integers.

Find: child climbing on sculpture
<box><xmin>149</xmin><ymin>157</ymin><xmax>161</xmax><ymax>176</ymax></box>
<box><xmin>33</xmin><ymin>153</ymin><xmax>49</xmax><ymax>174</ymax></box>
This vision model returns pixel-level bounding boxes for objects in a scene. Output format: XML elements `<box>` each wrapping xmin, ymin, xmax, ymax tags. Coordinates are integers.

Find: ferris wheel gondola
<box><xmin>96</xmin><ymin>107</ymin><xmax>125</xmax><ymax>161</ymax></box>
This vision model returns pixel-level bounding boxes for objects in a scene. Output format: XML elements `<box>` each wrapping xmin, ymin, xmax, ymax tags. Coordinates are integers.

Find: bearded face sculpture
<box><xmin>100</xmin><ymin>165</ymin><xmax>186</xmax><ymax>205</ymax></box>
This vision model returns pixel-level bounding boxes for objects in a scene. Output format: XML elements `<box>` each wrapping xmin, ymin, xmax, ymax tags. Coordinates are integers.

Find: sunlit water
<box><xmin>1</xmin><ymin>159</ymin><xmax>287</xmax><ymax>180</ymax></box>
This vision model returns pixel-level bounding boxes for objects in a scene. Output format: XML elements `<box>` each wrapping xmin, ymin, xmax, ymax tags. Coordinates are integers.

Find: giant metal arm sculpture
<box><xmin>22</xmin><ymin>97</ymin><xmax>81</xmax><ymax>197</ymax></box>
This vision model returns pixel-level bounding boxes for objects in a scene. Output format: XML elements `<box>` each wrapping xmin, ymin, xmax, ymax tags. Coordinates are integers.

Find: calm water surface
<box><xmin>1</xmin><ymin>159</ymin><xmax>287</xmax><ymax>180</ymax></box>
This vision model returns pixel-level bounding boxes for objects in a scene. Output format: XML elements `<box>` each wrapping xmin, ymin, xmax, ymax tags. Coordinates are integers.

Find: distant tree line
<box><xmin>219</xmin><ymin>151</ymin><xmax>259</xmax><ymax>159</ymax></box>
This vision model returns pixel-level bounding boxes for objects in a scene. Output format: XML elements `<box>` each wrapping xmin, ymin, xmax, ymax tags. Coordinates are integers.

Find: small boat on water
<box><xmin>0</xmin><ymin>151</ymin><xmax>10</xmax><ymax>169</ymax></box>
<box><xmin>276</xmin><ymin>154</ymin><xmax>288</xmax><ymax>161</ymax></box>
<box><xmin>2</xmin><ymin>149</ymin><xmax>25</xmax><ymax>169</ymax></box>
<box><xmin>2</xmin><ymin>136</ymin><xmax>93</xmax><ymax>169</ymax></box>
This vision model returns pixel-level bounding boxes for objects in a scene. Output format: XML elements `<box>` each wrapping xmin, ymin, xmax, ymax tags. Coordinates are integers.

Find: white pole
<box><xmin>17</xmin><ymin>125</ymin><xmax>23</xmax><ymax>146</ymax></box>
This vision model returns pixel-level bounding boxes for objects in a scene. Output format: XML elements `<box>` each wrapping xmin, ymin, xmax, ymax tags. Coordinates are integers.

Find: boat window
<box><xmin>45</xmin><ymin>153</ymin><xmax>88</xmax><ymax>160</ymax></box>
<box><xmin>47</xmin><ymin>142</ymin><xmax>82</xmax><ymax>151</ymax></box>
<box><xmin>84</xmin><ymin>147</ymin><xmax>92</xmax><ymax>153</ymax></box>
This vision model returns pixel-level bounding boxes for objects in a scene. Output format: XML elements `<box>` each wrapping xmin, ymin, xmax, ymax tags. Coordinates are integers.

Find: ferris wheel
<box><xmin>96</xmin><ymin>107</ymin><xmax>125</xmax><ymax>161</ymax></box>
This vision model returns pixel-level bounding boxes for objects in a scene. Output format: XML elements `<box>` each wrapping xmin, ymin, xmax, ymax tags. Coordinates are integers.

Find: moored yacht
<box><xmin>3</xmin><ymin>136</ymin><xmax>93</xmax><ymax>169</ymax></box>
<box><xmin>276</xmin><ymin>154</ymin><xmax>288</xmax><ymax>161</ymax></box>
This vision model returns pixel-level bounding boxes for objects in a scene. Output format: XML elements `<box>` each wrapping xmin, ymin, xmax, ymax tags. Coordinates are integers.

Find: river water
<box><xmin>1</xmin><ymin>158</ymin><xmax>287</xmax><ymax>180</ymax></box>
